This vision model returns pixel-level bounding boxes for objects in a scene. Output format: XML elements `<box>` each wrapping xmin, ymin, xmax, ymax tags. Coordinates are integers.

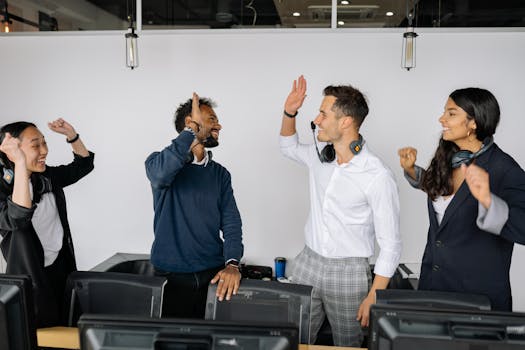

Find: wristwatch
<box><xmin>184</xmin><ymin>126</ymin><xmax>196</xmax><ymax>138</ymax></box>
<box><xmin>226</xmin><ymin>260</ymin><xmax>241</xmax><ymax>270</ymax></box>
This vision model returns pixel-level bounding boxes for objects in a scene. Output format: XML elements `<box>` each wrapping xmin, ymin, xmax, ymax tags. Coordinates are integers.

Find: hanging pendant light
<box><xmin>125</xmin><ymin>1</ymin><xmax>138</xmax><ymax>70</ymax></box>
<box><xmin>125</xmin><ymin>21</ymin><xmax>138</xmax><ymax>69</ymax></box>
<box><xmin>2</xmin><ymin>0</ymin><xmax>12</xmax><ymax>33</ymax></box>
<box><xmin>401</xmin><ymin>8</ymin><xmax>418</xmax><ymax>70</ymax></box>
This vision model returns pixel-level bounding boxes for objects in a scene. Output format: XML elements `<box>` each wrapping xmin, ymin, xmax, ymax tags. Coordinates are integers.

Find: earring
<box><xmin>467</xmin><ymin>130</ymin><xmax>471</xmax><ymax>137</ymax></box>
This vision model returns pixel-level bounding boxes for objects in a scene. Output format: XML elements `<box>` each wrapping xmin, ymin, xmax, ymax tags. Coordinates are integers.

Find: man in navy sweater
<box><xmin>145</xmin><ymin>93</ymin><xmax>243</xmax><ymax>318</ymax></box>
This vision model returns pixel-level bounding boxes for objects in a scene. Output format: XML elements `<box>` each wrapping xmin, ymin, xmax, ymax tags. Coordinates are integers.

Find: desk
<box><xmin>37</xmin><ymin>327</ymin><xmax>79</xmax><ymax>349</ymax></box>
<box><xmin>37</xmin><ymin>327</ymin><xmax>363</xmax><ymax>350</ymax></box>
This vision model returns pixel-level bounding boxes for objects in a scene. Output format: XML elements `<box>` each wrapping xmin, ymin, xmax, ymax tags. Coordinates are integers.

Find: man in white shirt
<box><xmin>279</xmin><ymin>75</ymin><xmax>402</xmax><ymax>347</ymax></box>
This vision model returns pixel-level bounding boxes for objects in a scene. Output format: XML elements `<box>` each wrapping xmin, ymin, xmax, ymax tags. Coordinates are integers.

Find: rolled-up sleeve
<box><xmin>279</xmin><ymin>133</ymin><xmax>315</xmax><ymax>167</ymax></box>
<box><xmin>477</xmin><ymin>194</ymin><xmax>509</xmax><ymax>235</ymax></box>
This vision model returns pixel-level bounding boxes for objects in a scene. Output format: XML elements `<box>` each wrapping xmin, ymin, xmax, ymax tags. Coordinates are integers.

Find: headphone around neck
<box><xmin>310</xmin><ymin>121</ymin><xmax>363</xmax><ymax>163</ymax></box>
<box><xmin>451</xmin><ymin>136</ymin><xmax>494</xmax><ymax>169</ymax></box>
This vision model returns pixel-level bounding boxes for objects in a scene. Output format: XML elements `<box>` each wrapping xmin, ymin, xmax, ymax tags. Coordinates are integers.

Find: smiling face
<box><xmin>19</xmin><ymin>126</ymin><xmax>48</xmax><ymax>174</ymax></box>
<box><xmin>439</xmin><ymin>97</ymin><xmax>477</xmax><ymax>149</ymax></box>
<box><xmin>313</xmin><ymin>95</ymin><xmax>343</xmax><ymax>143</ymax></box>
<box><xmin>200</xmin><ymin>105</ymin><xmax>221</xmax><ymax>141</ymax></box>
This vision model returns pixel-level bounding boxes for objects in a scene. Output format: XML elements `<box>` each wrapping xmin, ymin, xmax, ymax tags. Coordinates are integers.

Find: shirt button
<box><xmin>436</xmin><ymin>240</ymin><xmax>443</xmax><ymax>247</ymax></box>
<box><xmin>432</xmin><ymin>264</ymin><xmax>440</xmax><ymax>271</ymax></box>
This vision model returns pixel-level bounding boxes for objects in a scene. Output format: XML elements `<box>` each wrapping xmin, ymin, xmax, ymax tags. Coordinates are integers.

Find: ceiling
<box><xmin>2</xmin><ymin>0</ymin><xmax>525</xmax><ymax>31</ymax></box>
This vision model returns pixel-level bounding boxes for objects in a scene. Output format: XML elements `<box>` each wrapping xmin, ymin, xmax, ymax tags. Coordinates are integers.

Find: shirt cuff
<box><xmin>404</xmin><ymin>165</ymin><xmax>424</xmax><ymax>189</ymax></box>
<box><xmin>477</xmin><ymin>193</ymin><xmax>509</xmax><ymax>235</ymax></box>
<box><xmin>279</xmin><ymin>133</ymin><xmax>298</xmax><ymax>148</ymax></box>
<box><xmin>373</xmin><ymin>250</ymin><xmax>401</xmax><ymax>278</ymax></box>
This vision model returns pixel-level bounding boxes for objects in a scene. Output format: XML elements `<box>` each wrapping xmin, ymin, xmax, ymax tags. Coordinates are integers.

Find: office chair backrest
<box><xmin>65</xmin><ymin>271</ymin><xmax>167</xmax><ymax>326</ymax></box>
<box><xmin>205</xmin><ymin>279</ymin><xmax>313</xmax><ymax>344</ymax></box>
<box><xmin>376</xmin><ymin>289</ymin><xmax>492</xmax><ymax>311</ymax></box>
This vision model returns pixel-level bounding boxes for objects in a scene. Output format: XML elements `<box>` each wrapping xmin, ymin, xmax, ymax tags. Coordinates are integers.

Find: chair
<box><xmin>65</xmin><ymin>271</ymin><xmax>167</xmax><ymax>326</ymax></box>
<box><xmin>376</xmin><ymin>289</ymin><xmax>492</xmax><ymax>310</ymax></box>
<box><xmin>90</xmin><ymin>253</ymin><xmax>154</xmax><ymax>276</ymax></box>
<box><xmin>205</xmin><ymin>279</ymin><xmax>313</xmax><ymax>344</ymax></box>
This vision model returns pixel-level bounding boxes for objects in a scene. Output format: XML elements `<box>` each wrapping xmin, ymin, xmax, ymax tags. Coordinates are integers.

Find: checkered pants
<box><xmin>289</xmin><ymin>246</ymin><xmax>371</xmax><ymax>347</ymax></box>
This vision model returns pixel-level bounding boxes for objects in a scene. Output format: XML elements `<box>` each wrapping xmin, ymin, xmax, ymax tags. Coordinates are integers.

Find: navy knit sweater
<box><xmin>145</xmin><ymin>131</ymin><xmax>243</xmax><ymax>273</ymax></box>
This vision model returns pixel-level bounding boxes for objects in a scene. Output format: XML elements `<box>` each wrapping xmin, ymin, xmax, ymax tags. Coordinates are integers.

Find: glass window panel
<box><xmin>0</xmin><ymin>0</ymin><xmax>129</xmax><ymax>32</ymax></box>
<box><xmin>336</xmin><ymin>0</ymin><xmax>406</xmax><ymax>28</ymax></box>
<box><xmin>141</xmin><ymin>0</ymin><xmax>332</xmax><ymax>29</ymax></box>
<box><xmin>0</xmin><ymin>0</ymin><xmax>524</xmax><ymax>33</ymax></box>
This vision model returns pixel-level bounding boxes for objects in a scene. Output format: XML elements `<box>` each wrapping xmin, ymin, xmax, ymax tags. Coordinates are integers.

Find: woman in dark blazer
<box><xmin>0</xmin><ymin>119</ymin><xmax>94</xmax><ymax>326</ymax></box>
<box><xmin>398</xmin><ymin>88</ymin><xmax>525</xmax><ymax>311</ymax></box>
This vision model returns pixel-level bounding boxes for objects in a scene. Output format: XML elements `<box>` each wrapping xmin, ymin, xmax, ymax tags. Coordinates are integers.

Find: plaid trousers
<box><xmin>289</xmin><ymin>245</ymin><xmax>371</xmax><ymax>347</ymax></box>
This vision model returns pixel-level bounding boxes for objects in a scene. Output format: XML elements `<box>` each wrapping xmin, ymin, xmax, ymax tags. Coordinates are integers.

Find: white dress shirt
<box><xmin>280</xmin><ymin>133</ymin><xmax>402</xmax><ymax>277</ymax></box>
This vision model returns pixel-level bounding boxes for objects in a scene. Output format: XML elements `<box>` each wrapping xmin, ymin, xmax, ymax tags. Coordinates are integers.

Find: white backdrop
<box><xmin>1</xmin><ymin>28</ymin><xmax>524</xmax><ymax>309</ymax></box>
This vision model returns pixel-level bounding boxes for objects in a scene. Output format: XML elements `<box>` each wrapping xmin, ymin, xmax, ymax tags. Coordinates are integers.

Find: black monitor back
<box><xmin>369</xmin><ymin>304</ymin><xmax>525</xmax><ymax>350</ymax></box>
<box><xmin>78</xmin><ymin>314</ymin><xmax>300</xmax><ymax>350</ymax></box>
<box><xmin>376</xmin><ymin>289</ymin><xmax>492</xmax><ymax>311</ymax></box>
<box><xmin>205</xmin><ymin>279</ymin><xmax>312</xmax><ymax>344</ymax></box>
<box><xmin>0</xmin><ymin>274</ymin><xmax>37</xmax><ymax>350</ymax></box>
<box><xmin>66</xmin><ymin>271</ymin><xmax>167</xmax><ymax>326</ymax></box>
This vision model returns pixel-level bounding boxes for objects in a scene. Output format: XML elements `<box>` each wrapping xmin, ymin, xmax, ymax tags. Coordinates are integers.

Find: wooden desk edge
<box><xmin>37</xmin><ymin>326</ymin><xmax>363</xmax><ymax>350</ymax></box>
<box><xmin>37</xmin><ymin>327</ymin><xmax>80</xmax><ymax>349</ymax></box>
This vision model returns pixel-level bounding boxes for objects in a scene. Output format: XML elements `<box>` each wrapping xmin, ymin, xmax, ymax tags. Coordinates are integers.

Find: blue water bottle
<box><xmin>274</xmin><ymin>257</ymin><xmax>286</xmax><ymax>279</ymax></box>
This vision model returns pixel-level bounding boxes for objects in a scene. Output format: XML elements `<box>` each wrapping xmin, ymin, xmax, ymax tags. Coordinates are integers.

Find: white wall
<box><xmin>1</xmin><ymin>29</ymin><xmax>524</xmax><ymax>309</ymax></box>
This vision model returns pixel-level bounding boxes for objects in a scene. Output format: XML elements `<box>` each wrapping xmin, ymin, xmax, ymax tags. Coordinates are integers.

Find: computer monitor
<box><xmin>376</xmin><ymin>289</ymin><xmax>492</xmax><ymax>311</ymax></box>
<box><xmin>205</xmin><ymin>279</ymin><xmax>313</xmax><ymax>344</ymax></box>
<box><xmin>65</xmin><ymin>271</ymin><xmax>167</xmax><ymax>326</ymax></box>
<box><xmin>78</xmin><ymin>314</ymin><xmax>300</xmax><ymax>350</ymax></box>
<box><xmin>368</xmin><ymin>304</ymin><xmax>525</xmax><ymax>350</ymax></box>
<box><xmin>0</xmin><ymin>274</ymin><xmax>37</xmax><ymax>350</ymax></box>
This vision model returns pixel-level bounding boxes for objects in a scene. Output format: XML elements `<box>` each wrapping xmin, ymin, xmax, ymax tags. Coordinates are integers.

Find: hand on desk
<box><xmin>210</xmin><ymin>264</ymin><xmax>241</xmax><ymax>301</ymax></box>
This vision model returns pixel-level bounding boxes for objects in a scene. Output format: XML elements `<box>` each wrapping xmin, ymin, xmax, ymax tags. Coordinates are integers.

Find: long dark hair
<box><xmin>421</xmin><ymin>88</ymin><xmax>500</xmax><ymax>200</ymax></box>
<box><xmin>0</xmin><ymin>121</ymin><xmax>37</xmax><ymax>170</ymax></box>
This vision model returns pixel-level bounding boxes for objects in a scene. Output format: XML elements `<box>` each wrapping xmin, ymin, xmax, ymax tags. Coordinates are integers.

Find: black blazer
<box><xmin>0</xmin><ymin>152</ymin><xmax>94</xmax><ymax>326</ymax></box>
<box><xmin>418</xmin><ymin>144</ymin><xmax>525</xmax><ymax>311</ymax></box>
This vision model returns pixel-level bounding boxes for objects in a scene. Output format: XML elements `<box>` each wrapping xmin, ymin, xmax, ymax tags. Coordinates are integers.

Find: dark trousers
<box><xmin>155</xmin><ymin>265</ymin><xmax>223</xmax><ymax>319</ymax></box>
<box><xmin>43</xmin><ymin>247</ymin><xmax>71</xmax><ymax>326</ymax></box>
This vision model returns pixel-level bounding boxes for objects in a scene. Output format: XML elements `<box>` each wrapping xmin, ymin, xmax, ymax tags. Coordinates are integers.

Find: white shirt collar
<box><xmin>192</xmin><ymin>150</ymin><xmax>210</xmax><ymax>166</ymax></box>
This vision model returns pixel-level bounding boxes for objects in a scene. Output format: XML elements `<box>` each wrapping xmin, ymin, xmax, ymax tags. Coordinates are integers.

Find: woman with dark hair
<box><xmin>0</xmin><ymin>119</ymin><xmax>94</xmax><ymax>326</ymax></box>
<box><xmin>398</xmin><ymin>88</ymin><xmax>525</xmax><ymax>311</ymax></box>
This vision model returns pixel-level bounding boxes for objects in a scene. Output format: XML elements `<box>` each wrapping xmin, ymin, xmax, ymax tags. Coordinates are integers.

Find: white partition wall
<box><xmin>1</xmin><ymin>28</ymin><xmax>524</xmax><ymax>309</ymax></box>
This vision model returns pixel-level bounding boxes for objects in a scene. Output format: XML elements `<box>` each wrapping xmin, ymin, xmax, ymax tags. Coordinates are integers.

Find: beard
<box><xmin>202</xmin><ymin>135</ymin><xmax>219</xmax><ymax>148</ymax></box>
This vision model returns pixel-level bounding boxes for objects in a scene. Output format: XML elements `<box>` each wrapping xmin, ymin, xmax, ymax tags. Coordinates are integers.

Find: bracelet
<box><xmin>188</xmin><ymin>120</ymin><xmax>201</xmax><ymax>132</ymax></box>
<box><xmin>66</xmin><ymin>133</ymin><xmax>79</xmax><ymax>143</ymax></box>
<box><xmin>283</xmin><ymin>110</ymin><xmax>298</xmax><ymax>118</ymax></box>
<box><xmin>184</xmin><ymin>127</ymin><xmax>196</xmax><ymax>137</ymax></box>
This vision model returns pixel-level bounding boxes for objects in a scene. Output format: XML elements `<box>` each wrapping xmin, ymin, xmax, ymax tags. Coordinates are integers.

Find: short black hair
<box><xmin>323</xmin><ymin>85</ymin><xmax>369</xmax><ymax>127</ymax></box>
<box><xmin>173</xmin><ymin>97</ymin><xmax>217</xmax><ymax>133</ymax></box>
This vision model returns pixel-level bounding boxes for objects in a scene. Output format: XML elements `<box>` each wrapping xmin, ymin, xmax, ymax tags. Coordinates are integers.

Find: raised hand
<box><xmin>284</xmin><ymin>75</ymin><xmax>307</xmax><ymax>116</ymax></box>
<box><xmin>398</xmin><ymin>147</ymin><xmax>417</xmax><ymax>172</ymax></box>
<box><xmin>189</xmin><ymin>92</ymin><xmax>205</xmax><ymax>133</ymax></box>
<box><xmin>0</xmin><ymin>133</ymin><xmax>26</xmax><ymax>166</ymax></box>
<box><xmin>461</xmin><ymin>163</ymin><xmax>491</xmax><ymax>209</ymax></box>
<box><xmin>48</xmin><ymin>118</ymin><xmax>77</xmax><ymax>140</ymax></box>
<box><xmin>398</xmin><ymin>147</ymin><xmax>418</xmax><ymax>181</ymax></box>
